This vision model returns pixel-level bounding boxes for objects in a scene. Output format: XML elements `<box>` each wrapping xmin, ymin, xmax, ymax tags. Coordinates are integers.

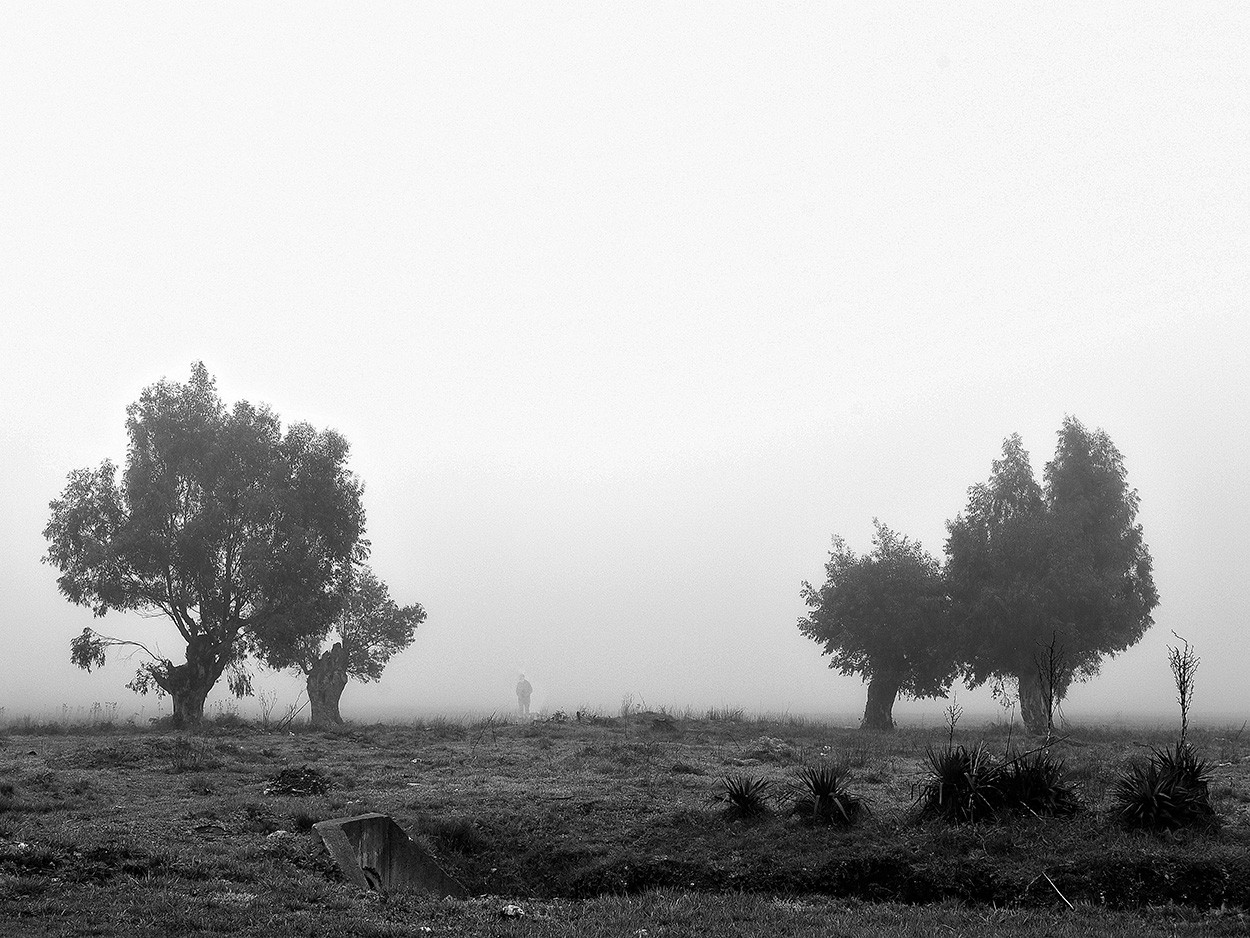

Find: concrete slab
<box><xmin>313</xmin><ymin>813</ymin><xmax>467</xmax><ymax>898</ymax></box>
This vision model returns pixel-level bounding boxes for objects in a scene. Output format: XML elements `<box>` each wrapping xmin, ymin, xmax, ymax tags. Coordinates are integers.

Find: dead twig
<box><xmin>1043</xmin><ymin>871</ymin><xmax>1074</xmax><ymax>910</ymax></box>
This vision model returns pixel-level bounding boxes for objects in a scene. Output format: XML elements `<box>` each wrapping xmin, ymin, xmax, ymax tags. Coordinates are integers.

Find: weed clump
<box><xmin>1112</xmin><ymin>741</ymin><xmax>1217</xmax><ymax>832</ymax></box>
<box><xmin>165</xmin><ymin>737</ymin><xmax>223</xmax><ymax>773</ymax></box>
<box><xmin>288</xmin><ymin>805</ymin><xmax>323</xmax><ymax>832</ymax></box>
<box><xmin>917</xmin><ymin>742</ymin><xmax>1001</xmax><ymax>823</ymax></box>
<box><xmin>999</xmin><ymin>749</ymin><xmax>1081</xmax><ymax>817</ymax></box>
<box><xmin>917</xmin><ymin>742</ymin><xmax>1080</xmax><ymax>823</ymax></box>
<box><xmin>789</xmin><ymin>762</ymin><xmax>864</xmax><ymax>827</ymax></box>
<box><xmin>711</xmin><ymin>774</ymin><xmax>771</xmax><ymax>820</ymax></box>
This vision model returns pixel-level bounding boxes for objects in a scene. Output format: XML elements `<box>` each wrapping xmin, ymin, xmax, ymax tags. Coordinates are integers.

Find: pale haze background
<box><xmin>2</xmin><ymin>4</ymin><xmax>1246</xmax><ymax>726</ymax></box>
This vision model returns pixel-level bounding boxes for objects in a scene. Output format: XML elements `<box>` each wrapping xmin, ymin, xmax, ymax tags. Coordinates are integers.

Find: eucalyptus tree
<box><xmin>44</xmin><ymin>363</ymin><xmax>367</xmax><ymax>725</ymax></box>
<box><xmin>799</xmin><ymin>520</ymin><xmax>954</xmax><ymax>731</ymax></box>
<box><xmin>945</xmin><ymin>419</ymin><xmax>1158</xmax><ymax>734</ymax></box>
<box><xmin>259</xmin><ymin>566</ymin><xmax>424</xmax><ymax>726</ymax></box>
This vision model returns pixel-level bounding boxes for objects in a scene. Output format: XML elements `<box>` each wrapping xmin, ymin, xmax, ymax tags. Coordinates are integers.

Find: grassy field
<box><xmin>1</xmin><ymin>710</ymin><xmax>1248</xmax><ymax>936</ymax></box>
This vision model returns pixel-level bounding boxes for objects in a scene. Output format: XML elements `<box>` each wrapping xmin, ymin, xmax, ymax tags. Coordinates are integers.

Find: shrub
<box><xmin>999</xmin><ymin>749</ymin><xmax>1081</xmax><ymax>817</ymax></box>
<box><xmin>711</xmin><ymin>774</ymin><xmax>771</xmax><ymax>820</ymax></box>
<box><xmin>918</xmin><ymin>740</ymin><xmax>1083</xmax><ymax>823</ymax></box>
<box><xmin>1112</xmin><ymin>741</ymin><xmax>1218</xmax><ymax>832</ymax></box>
<box><xmin>916</xmin><ymin>742</ymin><xmax>1002</xmax><ymax>823</ymax></box>
<box><xmin>790</xmin><ymin>762</ymin><xmax>864</xmax><ymax>827</ymax></box>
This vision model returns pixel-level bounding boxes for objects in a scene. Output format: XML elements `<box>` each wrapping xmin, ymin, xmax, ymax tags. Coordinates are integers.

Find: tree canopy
<box><xmin>945</xmin><ymin>418</ymin><xmax>1158</xmax><ymax>733</ymax></box>
<box><xmin>44</xmin><ymin>362</ymin><xmax>368</xmax><ymax>725</ymax></box>
<box><xmin>798</xmin><ymin>520</ymin><xmax>954</xmax><ymax>731</ymax></box>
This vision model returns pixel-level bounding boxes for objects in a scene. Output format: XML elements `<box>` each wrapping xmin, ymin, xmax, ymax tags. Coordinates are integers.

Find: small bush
<box><xmin>790</xmin><ymin>762</ymin><xmax>864</xmax><ymax>827</ymax></box>
<box><xmin>1112</xmin><ymin>741</ymin><xmax>1218</xmax><ymax>832</ymax></box>
<box><xmin>918</xmin><ymin>742</ymin><xmax>1082</xmax><ymax>823</ymax></box>
<box><xmin>917</xmin><ymin>742</ymin><xmax>1002</xmax><ymax>823</ymax></box>
<box><xmin>999</xmin><ymin>749</ymin><xmax>1081</xmax><ymax>817</ymax></box>
<box><xmin>711</xmin><ymin>774</ymin><xmax>771</xmax><ymax>820</ymax></box>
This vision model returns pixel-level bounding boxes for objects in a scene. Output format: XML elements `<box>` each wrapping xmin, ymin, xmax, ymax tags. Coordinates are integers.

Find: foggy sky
<box><xmin>2</xmin><ymin>5</ymin><xmax>1247</xmax><ymax>727</ymax></box>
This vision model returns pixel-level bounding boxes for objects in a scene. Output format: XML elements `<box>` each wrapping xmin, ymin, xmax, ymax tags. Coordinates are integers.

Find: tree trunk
<box><xmin>308</xmin><ymin>643</ymin><xmax>349</xmax><ymax>728</ymax></box>
<box><xmin>161</xmin><ymin>644</ymin><xmax>221</xmax><ymax>727</ymax></box>
<box><xmin>168</xmin><ymin>676</ymin><xmax>211</xmax><ymax>726</ymax></box>
<box><xmin>1015</xmin><ymin>669</ymin><xmax>1049</xmax><ymax>736</ymax></box>
<box><xmin>860</xmin><ymin>673</ymin><xmax>901</xmax><ymax>732</ymax></box>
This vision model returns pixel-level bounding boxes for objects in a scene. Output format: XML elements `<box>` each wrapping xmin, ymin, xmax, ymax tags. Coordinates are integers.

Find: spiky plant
<box><xmin>1000</xmin><ymin>749</ymin><xmax>1081</xmax><ymax>817</ymax></box>
<box><xmin>1112</xmin><ymin>742</ymin><xmax>1217</xmax><ymax>832</ymax></box>
<box><xmin>1156</xmin><ymin>740</ymin><xmax>1212</xmax><ymax>792</ymax></box>
<box><xmin>916</xmin><ymin>742</ymin><xmax>1004</xmax><ymax>823</ymax></box>
<box><xmin>790</xmin><ymin>762</ymin><xmax>864</xmax><ymax>827</ymax></box>
<box><xmin>712</xmin><ymin>774</ymin><xmax>771</xmax><ymax>820</ymax></box>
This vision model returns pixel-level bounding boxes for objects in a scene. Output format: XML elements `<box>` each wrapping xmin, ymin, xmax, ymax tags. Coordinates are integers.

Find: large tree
<box><xmin>799</xmin><ymin>520</ymin><xmax>954</xmax><ymax>732</ymax></box>
<box><xmin>945</xmin><ymin>419</ymin><xmax>1158</xmax><ymax>734</ymax></box>
<box><xmin>260</xmin><ymin>566</ymin><xmax>424</xmax><ymax>727</ymax></box>
<box><xmin>44</xmin><ymin>363</ymin><xmax>367</xmax><ymax>726</ymax></box>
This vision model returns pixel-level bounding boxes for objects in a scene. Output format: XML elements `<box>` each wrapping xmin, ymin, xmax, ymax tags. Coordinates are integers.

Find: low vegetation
<box><xmin>917</xmin><ymin>741</ymin><xmax>1081</xmax><ymax>823</ymax></box>
<box><xmin>1</xmin><ymin>709</ymin><xmax>1249</xmax><ymax>936</ymax></box>
<box><xmin>711</xmin><ymin>774</ymin><xmax>773</xmax><ymax>820</ymax></box>
<box><xmin>789</xmin><ymin>762</ymin><xmax>865</xmax><ymax>827</ymax></box>
<box><xmin>1112</xmin><ymin>741</ymin><xmax>1218</xmax><ymax>833</ymax></box>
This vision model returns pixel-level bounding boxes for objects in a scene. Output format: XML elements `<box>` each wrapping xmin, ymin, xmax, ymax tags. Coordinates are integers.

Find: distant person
<box><xmin>516</xmin><ymin>674</ymin><xmax>532</xmax><ymax>720</ymax></box>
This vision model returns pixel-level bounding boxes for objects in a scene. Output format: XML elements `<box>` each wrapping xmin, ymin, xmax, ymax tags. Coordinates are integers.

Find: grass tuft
<box><xmin>711</xmin><ymin>774</ymin><xmax>771</xmax><ymax>820</ymax></box>
<box><xmin>166</xmin><ymin>737</ymin><xmax>223</xmax><ymax>773</ymax></box>
<box><xmin>789</xmin><ymin>762</ymin><xmax>865</xmax><ymax>827</ymax></box>
<box><xmin>423</xmin><ymin>815</ymin><xmax>488</xmax><ymax>854</ymax></box>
